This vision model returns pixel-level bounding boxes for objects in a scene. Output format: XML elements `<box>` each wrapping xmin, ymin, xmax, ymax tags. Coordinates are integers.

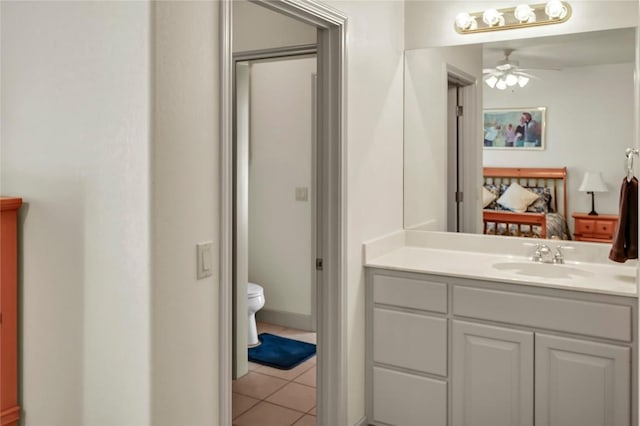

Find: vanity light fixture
<box><xmin>454</xmin><ymin>1</ymin><xmax>571</xmax><ymax>34</ymax></box>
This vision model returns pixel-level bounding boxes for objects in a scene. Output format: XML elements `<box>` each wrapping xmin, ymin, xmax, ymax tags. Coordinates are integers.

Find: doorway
<box><xmin>446</xmin><ymin>67</ymin><xmax>478</xmax><ymax>234</ymax></box>
<box><xmin>232</xmin><ymin>52</ymin><xmax>318</xmax><ymax>425</ymax></box>
<box><xmin>220</xmin><ymin>1</ymin><xmax>347</xmax><ymax>425</ymax></box>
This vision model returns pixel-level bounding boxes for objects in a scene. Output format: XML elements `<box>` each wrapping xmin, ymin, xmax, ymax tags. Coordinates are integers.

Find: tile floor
<box><xmin>232</xmin><ymin>322</ymin><xmax>317</xmax><ymax>426</ymax></box>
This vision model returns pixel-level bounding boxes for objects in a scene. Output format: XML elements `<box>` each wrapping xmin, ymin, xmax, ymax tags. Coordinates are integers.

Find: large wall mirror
<box><xmin>404</xmin><ymin>26</ymin><xmax>637</xmax><ymax>244</ymax></box>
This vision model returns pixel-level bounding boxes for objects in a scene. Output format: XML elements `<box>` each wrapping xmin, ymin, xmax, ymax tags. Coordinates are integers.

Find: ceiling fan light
<box><xmin>485</xmin><ymin>76</ymin><xmax>498</xmax><ymax>88</ymax></box>
<box><xmin>514</xmin><ymin>4</ymin><xmax>535</xmax><ymax>23</ymax></box>
<box><xmin>505</xmin><ymin>73</ymin><xmax>518</xmax><ymax>86</ymax></box>
<box><xmin>517</xmin><ymin>76</ymin><xmax>530</xmax><ymax>87</ymax></box>
<box><xmin>495</xmin><ymin>79</ymin><xmax>508</xmax><ymax>90</ymax></box>
<box><xmin>545</xmin><ymin>0</ymin><xmax>567</xmax><ymax>19</ymax></box>
<box><xmin>482</xmin><ymin>9</ymin><xmax>504</xmax><ymax>27</ymax></box>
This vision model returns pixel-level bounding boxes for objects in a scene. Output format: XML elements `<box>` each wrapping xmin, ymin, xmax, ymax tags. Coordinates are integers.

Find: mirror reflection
<box><xmin>404</xmin><ymin>27</ymin><xmax>636</xmax><ymax>244</ymax></box>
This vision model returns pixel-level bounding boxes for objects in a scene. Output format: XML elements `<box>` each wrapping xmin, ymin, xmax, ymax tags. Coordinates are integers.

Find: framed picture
<box><xmin>483</xmin><ymin>107</ymin><xmax>546</xmax><ymax>150</ymax></box>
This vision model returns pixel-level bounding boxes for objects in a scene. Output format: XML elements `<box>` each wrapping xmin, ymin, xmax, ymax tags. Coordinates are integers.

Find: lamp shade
<box><xmin>578</xmin><ymin>172</ymin><xmax>608</xmax><ymax>193</ymax></box>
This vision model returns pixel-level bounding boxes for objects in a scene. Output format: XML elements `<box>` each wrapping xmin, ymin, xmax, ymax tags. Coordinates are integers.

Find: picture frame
<box><xmin>483</xmin><ymin>107</ymin><xmax>546</xmax><ymax>150</ymax></box>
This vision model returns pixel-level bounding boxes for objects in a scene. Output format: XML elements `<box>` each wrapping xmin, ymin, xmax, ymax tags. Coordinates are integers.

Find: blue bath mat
<box><xmin>248</xmin><ymin>333</ymin><xmax>316</xmax><ymax>370</ymax></box>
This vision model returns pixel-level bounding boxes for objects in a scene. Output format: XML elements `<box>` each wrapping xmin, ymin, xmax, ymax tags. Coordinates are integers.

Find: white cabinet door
<box><xmin>535</xmin><ymin>333</ymin><xmax>630</xmax><ymax>426</ymax></box>
<box><xmin>452</xmin><ymin>320</ymin><xmax>534</xmax><ymax>426</ymax></box>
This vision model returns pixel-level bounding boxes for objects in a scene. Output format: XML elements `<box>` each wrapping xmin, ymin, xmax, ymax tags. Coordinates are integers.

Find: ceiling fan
<box><xmin>483</xmin><ymin>49</ymin><xmax>537</xmax><ymax>90</ymax></box>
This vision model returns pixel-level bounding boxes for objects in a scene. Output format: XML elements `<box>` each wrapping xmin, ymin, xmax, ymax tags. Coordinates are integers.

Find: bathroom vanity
<box><xmin>364</xmin><ymin>232</ymin><xmax>637</xmax><ymax>426</ymax></box>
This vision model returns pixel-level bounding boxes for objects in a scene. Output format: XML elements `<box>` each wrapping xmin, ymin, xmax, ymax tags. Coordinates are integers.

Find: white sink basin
<box><xmin>492</xmin><ymin>261</ymin><xmax>594</xmax><ymax>279</ymax></box>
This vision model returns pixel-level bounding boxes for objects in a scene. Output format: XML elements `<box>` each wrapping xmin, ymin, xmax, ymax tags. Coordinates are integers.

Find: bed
<box><xmin>482</xmin><ymin>167</ymin><xmax>570</xmax><ymax>239</ymax></box>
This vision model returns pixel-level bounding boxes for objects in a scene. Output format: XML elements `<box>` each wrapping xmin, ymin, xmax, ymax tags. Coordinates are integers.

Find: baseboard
<box><xmin>353</xmin><ymin>415</ymin><xmax>369</xmax><ymax>426</ymax></box>
<box><xmin>256</xmin><ymin>309</ymin><xmax>313</xmax><ymax>331</ymax></box>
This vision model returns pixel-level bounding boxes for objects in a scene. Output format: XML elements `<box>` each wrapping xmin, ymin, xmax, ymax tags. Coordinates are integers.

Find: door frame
<box><xmin>445</xmin><ymin>66</ymin><xmax>478</xmax><ymax>234</ymax></box>
<box><xmin>219</xmin><ymin>1</ymin><xmax>348</xmax><ymax>425</ymax></box>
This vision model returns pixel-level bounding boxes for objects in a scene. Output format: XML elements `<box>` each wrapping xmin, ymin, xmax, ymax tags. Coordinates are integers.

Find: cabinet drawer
<box><xmin>374</xmin><ymin>308</ymin><xmax>447</xmax><ymax>375</ymax></box>
<box><xmin>453</xmin><ymin>286</ymin><xmax>631</xmax><ymax>341</ymax></box>
<box><xmin>575</xmin><ymin>219</ymin><xmax>596</xmax><ymax>235</ymax></box>
<box><xmin>595</xmin><ymin>221</ymin><xmax>615</xmax><ymax>236</ymax></box>
<box><xmin>373</xmin><ymin>273</ymin><xmax>447</xmax><ymax>313</ymax></box>
<box><xmin>373</xmin><ymin>367</ymin><xmax>447</xmax><ymax>426</ymax></box>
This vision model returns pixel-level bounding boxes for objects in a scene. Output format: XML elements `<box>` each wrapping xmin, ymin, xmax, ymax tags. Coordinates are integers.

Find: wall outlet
<box><xmin>295</xmin><ymin>187</ymin><xmax>309</xmax><ymax>202</ymax></box>
<box><xmin>196</xmin><ymin>241</ymin><xmax>213</xmax><ymax>279</ymax></box>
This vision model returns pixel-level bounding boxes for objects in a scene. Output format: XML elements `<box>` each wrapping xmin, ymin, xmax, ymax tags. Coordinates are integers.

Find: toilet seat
<box><xmin>248</xmin><ymin>282</ymin><xmax>263</xmax><ymax>298</ymax></box>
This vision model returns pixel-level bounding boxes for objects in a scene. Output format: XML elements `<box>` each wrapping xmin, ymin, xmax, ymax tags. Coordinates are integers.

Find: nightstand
<box><xmin>572</xmin><ymin>213</ymin><xmax>619</xmax><ymax>243</ymax></box>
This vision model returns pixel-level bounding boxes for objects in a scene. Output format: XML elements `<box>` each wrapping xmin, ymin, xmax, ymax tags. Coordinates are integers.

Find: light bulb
<box><xmin>496</xmin><ymin>79</ymin><xmax>507</xmax><ymax>90</ymax></box>
<box><xmin>545</xmin><ymin>0</ymin><xmax>567</xmax><ymax>19</ymax></box>
<box><xmin>455</xmin><ymin>12</ymin><xmax>477</xmax><ymax>30</ymax></box>
<box><xmin>517</xmin><ymin>76</ymin><xmax>530</xmax><ymax>87</ymax></box>
<box><xmin>482</xmin><ymin>9</ymin><xmax>504</xmax><ymax>27</ymax></box>
<box><xmin>514</xmin><ymin>4</ymin><xmax>535</xmax><ymax>23</ymax></box>
<box><xmin>505</xmin><ymin>73</ymin><xmax>518</xmax><ymax>86</ymax></box>
<box><xmin>485</xmin><ymin>76</ymin><xmax>498</xmax><ymax>88</ymax></box>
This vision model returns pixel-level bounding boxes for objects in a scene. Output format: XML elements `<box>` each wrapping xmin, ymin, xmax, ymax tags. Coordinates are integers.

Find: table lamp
<box><xmin>578</xmin><ymin>171</ymin><xmax>608</xmax><ymax>215</ymax></box>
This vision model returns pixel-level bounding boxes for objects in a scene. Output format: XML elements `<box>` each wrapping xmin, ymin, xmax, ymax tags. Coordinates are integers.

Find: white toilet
<box><xmin>247</xmin><ymin>282</ymin><xmax>265</xmax><ymax>347</ymax></box>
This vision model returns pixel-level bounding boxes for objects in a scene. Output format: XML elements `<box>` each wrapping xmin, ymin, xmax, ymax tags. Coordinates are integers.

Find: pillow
<box><xmin>483</xmin><ymin>184</ymin><xmax>501</xmax><ymax>209</ymax></box>
<box><xmin>526</xmin><ymin>187</ymin><xmax>553</xmax><ymax>213</ymax></box>
<box><xmin>482</xmin><ymin>186</ymin><xmax>498</xmax><ymax>208</ymax></box>
<box><xmin>497</xmin><ymin>183</ymin><xmax>540</xmax><ymax>213</ymax></box>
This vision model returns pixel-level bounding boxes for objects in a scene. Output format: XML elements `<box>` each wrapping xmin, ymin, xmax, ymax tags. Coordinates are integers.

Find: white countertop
<box><xmin>364</xmin><ymin>231</ymin><xmax>638</xmax><ymax>297</ymax></box>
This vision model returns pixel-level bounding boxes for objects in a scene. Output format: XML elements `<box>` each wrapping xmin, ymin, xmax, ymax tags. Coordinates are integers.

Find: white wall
<box><xmin>483</xmin><ymin>63</ymin><xmax>635</xmax><ymax>231</ymax></box>
<box><xmin>233</xmin><ymin>0</ymin><xmax>316</xmax><ymax>52</ymax></box>
<box><xmin>405</xmin><ymin>0</ymin><xmax>638</xmax><ymax>50</ymax></box>
<box><xmin>324</xmin><ymin>1</ymin><xmax>405</xmax><ymax>424</ymax></box>
<box><xmin>248</xmin><ymin>57</ymin><xmax>316</xmax><ymax>319</ymax></box>
<box><xmin>404</xmin><ymin>45</ymin><xmax>484</xmax><ymax>231</ymax></box>
<box><xmin>1</xmin><ymin>2</ymin><xmax>151</xmax><ymax>424</ymax></box>
<box><xmin>151</xmin><ymin>2</ymin><xmax>219</xmax><ymax>424</ymax></box>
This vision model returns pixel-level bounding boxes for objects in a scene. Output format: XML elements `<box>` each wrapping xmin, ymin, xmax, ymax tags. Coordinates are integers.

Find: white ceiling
<box><xmin>483</xmin><ymin>27</ymin><xmax>636</xmax><ymax>70</ymax></box>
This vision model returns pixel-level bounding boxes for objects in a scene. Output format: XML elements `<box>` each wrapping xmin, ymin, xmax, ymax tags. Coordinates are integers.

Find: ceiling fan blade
<box><xmin>519</xmin><ymin>66</ymin><xmax>561</xmax><ymax>72</ymax></box>
<box><xmin>483</xmin><ymin>68</ymin><xmax>497</xmax><ymax>74</ymax></box>
<box><xmin>483</xmin><ymin>71</ymin><xmax>504</xmax><ymax>78</ymax></box>
<box><xmin>512</xmin><ymin>71</ymin><xmax>539</xmax><ymax>79</ymax></box>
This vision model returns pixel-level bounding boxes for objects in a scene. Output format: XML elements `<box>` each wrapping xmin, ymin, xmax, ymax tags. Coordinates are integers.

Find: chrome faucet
<box><xmin>528</xmin><ymin>243</ymin><xmax>573</xmax><ymax>264</ymax></box>
<box><xmin>552</xmin><ymin>245</ymin><xmax>574</xmax><ymax>264</ymax></box>
<box><xmin>531</xmin><ymin>243</ymin><xmax>552</xmax><ymax>263</ymax></box>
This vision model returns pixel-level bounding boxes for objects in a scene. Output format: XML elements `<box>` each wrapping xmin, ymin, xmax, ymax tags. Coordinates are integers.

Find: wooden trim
<box><xmin>0</xmin><ymin>197</ymin><xmax>23</xmax><ymax>211</ymax></box>
<box><xmin>572</xmin><ymin>213</ymin><xmax>619</xmax><ymax>220</ymax></box>
<box><xmin>483</xmin><ymin>167</ymin><xmax>567</xmax><ymax>180</ymax></box>
<box><xmin>1</xmin><ymin>406</ymin><xmax>21</xmax><ymax>426</ymax></box>
<box><xmin>482</xmin><ymin>210</ymin><xmax>546</xmax><ymax>226</ymax></box>
<box><xmin>1</xmin><ymin>198</ymin><xmax>21</xmax><ymax>426</ymax></box>
<box><xmin>483</xmin><ymin>210</ymin><xmax>546</xmax><ymax>238</ymax></box>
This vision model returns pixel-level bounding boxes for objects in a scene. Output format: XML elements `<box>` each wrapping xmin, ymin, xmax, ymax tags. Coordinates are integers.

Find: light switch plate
<box><xmin>197</xmin><ymin>241</ymin><xmax>213</xmax><ymax>280</ymax></box>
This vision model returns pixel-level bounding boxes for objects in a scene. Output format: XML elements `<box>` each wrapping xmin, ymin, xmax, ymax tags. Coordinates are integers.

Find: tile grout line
<box><xmin>234</xmin><ymin>323</ymin><xmax>317</xmax><ymax>425</ymax></box>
